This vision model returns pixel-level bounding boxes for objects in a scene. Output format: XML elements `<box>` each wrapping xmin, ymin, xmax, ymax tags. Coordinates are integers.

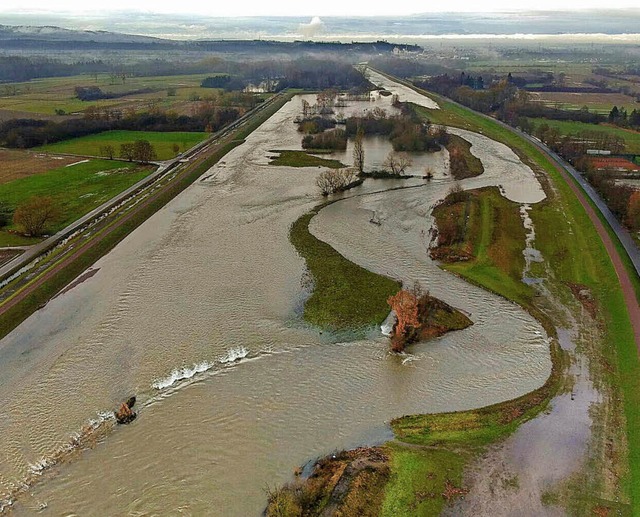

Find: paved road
<box><xmin>0</xmin><ymin>160</ymin><xmax>178</xmax><ymax>280</ymax></box>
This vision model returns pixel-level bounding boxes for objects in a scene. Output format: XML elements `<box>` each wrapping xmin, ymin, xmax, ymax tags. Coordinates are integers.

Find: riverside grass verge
<box><xmin>431</xmin><ymin>187</ymin><xmax>533</xmax><ymax>309</ymax></box>
<box><xmin>0</xmin><ymin>93</ymin><xmax>294</xmax><ymax>340</ymax></box>
<box><xmin>393</xmin><ymin>74</ymin><xmax>639</xmax><ymax>512</ymax></box>
<box><xmin>271</xmin><ymin>73</ymin><xmax>639</xmax><ymax>515</ymax></box>
<box><xmin>271</xmin><ymin>179</ymin><xmax>567</xmax><ymax>517</ymax></box>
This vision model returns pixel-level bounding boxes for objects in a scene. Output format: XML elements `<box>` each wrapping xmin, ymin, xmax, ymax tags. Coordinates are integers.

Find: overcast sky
<box><xmin>0</xmin><ymin>0</ymin><xmax>639</xmax><ymax>17</ymax></box>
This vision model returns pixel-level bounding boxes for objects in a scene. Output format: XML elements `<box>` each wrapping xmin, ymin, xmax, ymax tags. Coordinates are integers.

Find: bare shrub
<box><xmin>383</xmin><ymin>151</ymin><xmax>412</xmax><ymax>175</ymax></box>
<box><xmin>316</xmin><ymin>168</ymin><xmax>359</xmax><ymax>196</ymax></box>
<box><xmin>13</xmin><ymin>196</ymin><xmax>59</xmax><ymax>236</ymax></box>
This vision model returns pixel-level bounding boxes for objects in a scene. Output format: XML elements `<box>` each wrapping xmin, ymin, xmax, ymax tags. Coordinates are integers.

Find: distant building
<box><xmin>586</xmin><ymin>149</ymin><xmax>612</xmax><ymax>156</ymax></box>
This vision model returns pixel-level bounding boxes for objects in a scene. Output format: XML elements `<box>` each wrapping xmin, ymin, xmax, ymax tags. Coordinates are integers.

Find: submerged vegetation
<box><xmin>446</xmin><ymin>134</ymin><xmax>484</xmax><ymax>180</ymax></box>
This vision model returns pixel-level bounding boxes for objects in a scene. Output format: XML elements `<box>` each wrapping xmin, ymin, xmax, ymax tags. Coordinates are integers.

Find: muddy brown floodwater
<box><xmin>0</xmin><ymin>85</ymin><xmax>551</xmax><ymax>515</ymax></box>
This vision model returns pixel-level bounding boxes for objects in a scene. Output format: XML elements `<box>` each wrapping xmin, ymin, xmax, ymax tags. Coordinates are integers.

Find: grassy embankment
<box><xmin>0</xmin><ymin>93</ymin><xmax>294</xmax><ymax>340</ymax></box>
<box><xmin>525</xmin><ymin>118</ymin><xmax>640</xmax><ymax>154</ymax></box>
<box><xmin>37</xmin><ymin>130</ymin><xmax>208</xmax><ymax>160</ymax></box>
<box><xmin>0</xmin><ymin>159</ymin><xmax>151</xmax><ymax>247</ymax></box>
<box><xmin>412</xmin><ymin>85</ymin><xmax>640</xmax><ymax>513</ymax></box>
<box><xmin>272</xmin><ymin>183</ymin><xmax>565</xmax><ymax>516</ymax></box>
<box><xmin>269</xmin><ymin>150</ymin><xmax>345</xmax><ymax>169</ymax></box>
<box><xmin>430</xmin><ymin>188</ymin><xmax>532</xmax><ymax>308</ymax></box>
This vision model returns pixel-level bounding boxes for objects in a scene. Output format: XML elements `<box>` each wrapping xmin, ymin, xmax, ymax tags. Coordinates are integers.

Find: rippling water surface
<box><xmin>0</xmin><ymin>83</ymin><xmax>551</xmax><ymax>515</ymax></box>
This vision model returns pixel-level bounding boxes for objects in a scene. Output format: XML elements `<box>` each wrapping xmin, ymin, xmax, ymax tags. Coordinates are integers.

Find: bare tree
<box><xmin>316</xmin><ymin>168</ymin><xmax>358</xmax><ymax>196</ymax></box>
<box><xmin>132</xmin><ymin>140</ymin><xmax>157</xmax><ymax>164</ymax></box>
<box><xmin>120</xmin><ymin>143</ymin><xmax>135</xmax><ymax>162</ymax></box>
<box><xmin>383</xmin><ymin>152</ymin><xmax>412</xmax><ymax>175</ymax></box>
<box><xmin>301</xmin><ymin>99</ymin><xmax>311</xmax><ymax>118</ymax></box>
<box><xmin>353</xmin><ymin>126</ymin><xmax>365</xmax><ymax>174</ymax></box>
<box><xmin>99</xmin><ymin>144</ymin><xmax>115</xmax><ymax>160</ymax></box>
<box><xmin>13</xmin><ymin>196</ymin><xmax>58</xmax><ymax>237</ymax></box>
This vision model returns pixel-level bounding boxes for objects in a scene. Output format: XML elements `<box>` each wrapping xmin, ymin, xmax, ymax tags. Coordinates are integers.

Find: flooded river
<box><xmin>0</xmin><ymin>83</ymin><xmax>550</xmax><ymax>515</ymax></box>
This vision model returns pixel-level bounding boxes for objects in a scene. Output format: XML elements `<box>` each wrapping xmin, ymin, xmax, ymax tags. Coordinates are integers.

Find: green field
<box><xmin>0</xmin><ymin>159</ymin><xmax>152</xmax><ymax>245</ymax></box>
<box><xmin>409</xmin><ymin>82</ymin><xmax>639</xmax><ymax>513</ymax></box>
<box><xmin>527</xmin><ymin>118</ymin><xmax>640</xmax><ymax>154</ymax></box>
<box><xmin>0</xmin><ymin>93</ymin><xmax>294</xmax><ymax>342</ymax></box>
<box><xmin>37</xmin><ymin>130</ymin><xmax>208</xmax><ymax>160</ymax></box>
<box><xmin>284</xmin><ymin>71</ymin><xmax>640</xmax><ymax>513</ymax></box>
<box><xmin>381</xmin><ymin>445</ymin><xmax>468</xmax><ymax>517</ymax></box>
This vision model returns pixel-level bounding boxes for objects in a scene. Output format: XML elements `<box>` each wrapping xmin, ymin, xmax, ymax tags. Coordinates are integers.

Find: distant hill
<box><xmin>0</xmin><ymin>24</ymin><xmax>421</xmax><ymax>54</ymax></box>
<box><xmin>0</xmin><ymin>24</ymin><xmax>161</xmax><ymax>44</ymax></box>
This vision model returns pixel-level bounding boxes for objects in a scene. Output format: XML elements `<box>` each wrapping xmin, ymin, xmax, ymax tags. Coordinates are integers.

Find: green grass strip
<box><xmin>289</xmin><ymin>203</ymin><xmax>400</xmax><ymax>330</ymax></box>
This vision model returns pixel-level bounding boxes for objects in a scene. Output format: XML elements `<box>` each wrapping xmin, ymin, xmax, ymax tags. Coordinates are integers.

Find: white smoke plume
<box><xmin>299</xmin><ymin>16</ymin><xmax>325</xmax><ymax>38</ymax></box>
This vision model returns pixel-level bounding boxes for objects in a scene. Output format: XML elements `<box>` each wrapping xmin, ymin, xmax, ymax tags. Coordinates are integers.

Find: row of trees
<box><xmin>608</xmin><ymin>106</ymin><xmax>640</xmax><ymax>129</ymax></box>
<box><xmin>118</xmin><ymin>140</ymin><xmax>157</xmax><ymax>163</ymax></box>
<box><xmin>0</xmin><ymin>105</ymin><xmax>241</xmax><ymax>149</ymax></box>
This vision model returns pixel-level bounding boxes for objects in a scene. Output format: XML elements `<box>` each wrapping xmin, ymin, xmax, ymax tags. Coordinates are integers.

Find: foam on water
<box><xmin>152</xmin><ymin>346</ymin><xmax>249</xmax><ymax>390</ymax></box>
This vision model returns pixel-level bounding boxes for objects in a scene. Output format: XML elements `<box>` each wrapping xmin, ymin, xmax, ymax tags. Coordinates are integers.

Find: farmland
<box><xmin>0</xmin><ymin>72</ymin><xmax>266</xmax><ymax>117</ymax></box>
<box><xmin>528</xmin><ymin>91</ymin><xmax>639</xmax><ymax>114</ymax></box>
<box><xmin>0</xmin><ymin>158</ymin><xmax>152</xmax><ymax>245</ymax></box>
<box><xmin>0</xmin><ymin>149</ymin><xmax>78</xmax><ymax>184</ymax></box>
<box><xmin>527</xmin><ymin>118</ymin><xmax>640</xmax><ymax>154</ymax></box>
<box><xmin>36</xmin><ymin>130</ymin><xmax>208</xmax><ymax>160</ymax></box>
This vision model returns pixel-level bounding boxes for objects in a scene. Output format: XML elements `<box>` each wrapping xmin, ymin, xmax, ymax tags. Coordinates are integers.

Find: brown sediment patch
<box><xmin>388</xmin><ymin>288</ymin><xmax>473</xmax><ymax>353</ymax></box>
<box><xmin>265</xmin><ymin>447</ymin><xmax>390</xmax><ymax>517</ymax></box>
<box><xmin>566</xmin><ymin>282</ymin><xmax>598</xmax><ymax>319</ymax></box>
<box><xmin>0</xmin><ymin>149</ymin><xmax>79</xmax><ymax>185</ymax></box>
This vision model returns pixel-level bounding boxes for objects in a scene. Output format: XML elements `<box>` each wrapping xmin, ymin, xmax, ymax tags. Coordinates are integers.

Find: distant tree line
<box><xmin>74</xmin><ymin>86</ymin><xmax>155</xmax><ymax>101</ymax></box>
<box><xmin>201</xmin><ymin>75</ymin><xmax>231</xmax><ymax>88</ymax></box>
<box><xmin>0</xmin><ymin>106</ymin><xmax>240</xmax><ymax>148</ymax></box>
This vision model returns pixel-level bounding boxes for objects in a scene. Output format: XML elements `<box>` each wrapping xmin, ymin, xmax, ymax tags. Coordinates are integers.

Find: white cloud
<box><xmin>299</xmin><ymin>17</ymin><xmax>324</xmax><ymax>38</ymax></box>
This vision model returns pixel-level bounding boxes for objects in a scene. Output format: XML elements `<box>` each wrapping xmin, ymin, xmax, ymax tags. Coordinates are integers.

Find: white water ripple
<box><xmin>152</xmin><ymin>346</ymin><xmax>249</xmax><ymax>390</ymax></box>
